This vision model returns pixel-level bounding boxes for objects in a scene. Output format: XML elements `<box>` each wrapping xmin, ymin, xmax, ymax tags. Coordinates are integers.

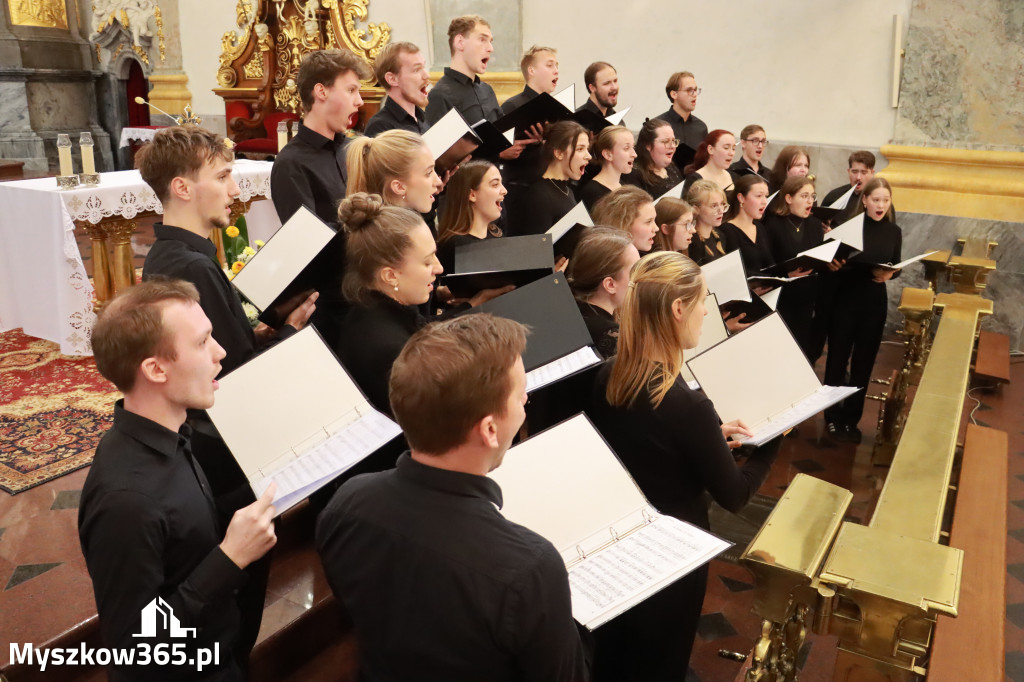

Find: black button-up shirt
<box><xmin>364</xmin><ymin>95</ymin><xmax>429</xmax><ymax>137</ymax></box>
<box><xmin>576</xmin><ymin>98</ymin><xmax>615</xmax><ymax>118</ymax></box>
<box><xmin>425</xmin><ymin>67</ymin><xmax>502</xmax><ymax>125</ymax></box>
<box><xmin>316</xmin><ymin>453</ymin><xmax>590</xmax><ymax>682</ymax></box>
<box><xmin>142</xmin><ymin>224</ymin><xmax>295</xmax><ymax>377</ymax></box>
<box><xmin>270</xmin><ymin>123</ymin><xmax>350</xmax><ymax>225</ymax></box>
<box><xmin>79</xmin><ymin>403</ymin><xmax>247</xmax><ymax>682</ymax></box>
<box><xmin>655</xmin><ymin>108</ymin><xmax>708</xmax><ymax>152</ymax></box>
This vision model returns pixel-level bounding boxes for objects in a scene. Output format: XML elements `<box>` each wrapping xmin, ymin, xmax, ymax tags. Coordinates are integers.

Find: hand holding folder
<box><xmin>685</xmin><ymin>313</ymin><xmax>858</xmax><ymax>445</ymax></box>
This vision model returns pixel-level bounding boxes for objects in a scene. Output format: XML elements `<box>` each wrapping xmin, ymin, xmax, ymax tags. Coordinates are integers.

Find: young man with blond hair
<box><xmin>364</xmin><ymin>41</ymin><xmax>430</xmax><ymax>137</ymax></box>
<box><xmin>500</xmin><ymin>45</ymin><xmax>560</xmax><ymax>205</ymax></box>
<box><xmin>317</xmin><ymin>314</ymin><xmax>591</xmax><ymax>681</ymax></box>
<box><xmin>271</xmin><ymin>48</ymin><xmax>371</xmax><ymax>224</ymax></box>
<box><xmin>80</xmin><ymin>280</ymin><xmax>279</xmax><ymax>681</ymax></box>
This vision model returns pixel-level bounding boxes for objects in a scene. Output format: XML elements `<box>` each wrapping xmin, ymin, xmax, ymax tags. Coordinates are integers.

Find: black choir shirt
<box><xmin>425</xmin><ymin>67</ymin><xmax>502</xmax><ymax>125</ymax></box>
<box><xmin>315</xmin><ymin>453</ymin><xmax>590</xmax><ymax>682</ymax></box>
<box><xmin>655</xmin><ymin>108</ymin><xmax>708</xmax><ymax>155</ymax></box>
<box><xmin>730</xmin><ymin>157</ymin><xmax>770</xmax><ymax>180</ymax></box>
<box><xmin>687</xmin><ymin>227</ymin><xmax>728</xmax><ymax>266</ymax></box>
<box><xmin>79</xmin><ymin>403</ymin><xmax>247</xmax><ymax>682</ymax></box>
<box><xmin>578</xmin><ymin>179</ymin><xmax>613</xmax><ymax>213</ymax></box>
<box><xmin>842</xmin><ymin>214</ymin><xmax>903</xmax><ymax>286</ymax></box>
<box><xmin>364</xmin><ymin>95</ymin><xmax>429</xmax><ymax>137</ymax></box>
<box><xmin>270</xmin><ymin>123</ymin><xmax>349</xmax><ymax>226</ymax></box>
<box><xmin>508</xmin><ymin>177</ymin><xmax>576</xmax><ymax>236</ymax></box>
<box><xmin>590</xmin><ymin>366</ymin><xmax>781</xmax><ymax>529</ymax></box>
<box><xmin>622</xmin><ymin>163</ymin><xmax>683</xmax><ymax>201</ymax></box>
<box><xmin>333</xmin><ymin>290</ymin><xmax>426</xmax><ymax>415</ymax></box>
<box><xmin>576</xmin><ymin>98</ymin><xmax>615</xmax><ymax>118</ymax></box>
<box><xmin>719</xmin><ymin>221</ymin><xmax>775</xmax><ymax>274</ymax></box>
<box><xmin>575</xmin><ymin>299</ymin><xmax>619</xmax><ymax>359</ymax></box>
<box><xmin>821</xmin><ymin>183</ymin><xmax>856</xmax><ymax>208</ymax></box>
<box><xmin>142</xmin><ymin>224</ymin><xmax>296</xmax><ymax>377</ymax></box>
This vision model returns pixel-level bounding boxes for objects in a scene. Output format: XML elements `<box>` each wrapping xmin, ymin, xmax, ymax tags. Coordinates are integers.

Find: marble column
<box><xmin>0</xmin><ymin>0</ymin><xmax>113</xmax><ymax>172</ymax></box>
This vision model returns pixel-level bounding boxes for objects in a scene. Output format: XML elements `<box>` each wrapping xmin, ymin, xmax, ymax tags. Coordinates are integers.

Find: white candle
<box><xmin>277</xmin><ymin>121</ymin><xmax>288</xmax><ymax>152</ymax></box>
<box><xmin>80</xmin><ymin>132</ymin><xmax>96</xmax><ymax>175</ymax></box>
<box><xmin>57</xmin><ymin>134</ymin><xmax>73</xmax><ymax>176</ymax></box>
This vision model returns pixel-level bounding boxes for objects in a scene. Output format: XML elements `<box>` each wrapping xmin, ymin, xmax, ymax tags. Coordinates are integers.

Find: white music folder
<box><xmin>546</xmin><ymin>201</ymin><xmax>593</xmax><ymax>242</ymax></box>
<box><xmin>685</xmin><ymin>313</ymin><xmax>857</xmax><ymax>445</ymax></box>
<box><xmin>229</xmin><ymin>205</ymin><xmax>335</xmax><ymax>311</ymax></box>
<box><xmin>605</xmin><ymin>106</ymin><xmax>631</xmax><ymax>126</ymax></box>
<box><xmin>680</xmin><ymin>293</ymin><xmax>728</xmax><ymax>389</ymax></box>
<box><xmin>826</xmin><ymin>212</ymin><xmax>865</xmax><ymax>251</ymax></box>
<box><xmin>207</xmin><ymin>327</ymin><xmax>402</xmax><ymax>513</ymax></box>
<box><xmin>701</xmin><ymin>250</ymin><xmax>750</xmax><ymax>304</ymax></box>
<box><xmin>553</xmin><ymin>83</ymin><xmax>576</xmax><ymax>110</ymax></box>
<box><xmin>489</xmin><ymin>414</ymin><xmax>729</xmax><ymax>629</ymax></box>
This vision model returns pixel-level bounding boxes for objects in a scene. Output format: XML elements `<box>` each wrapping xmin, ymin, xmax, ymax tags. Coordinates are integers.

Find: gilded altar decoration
<box><xmin>8</xmin><ymin>0</ymin><xmax>68</xmax><ymax>29</ymax></box>
<box><xmin>243</xmin><ymin>52</ymin><xmax>264</xmax><ymax>79</ymax></box>
<box><xmin>322</xmin><ymin>0</ymin><xmax>389</xmax><ymax>63</ymax></box>
<box><xmin>154</xmin><ymin>4</ymin><xmax>166</xmax><ymax>61</ymax></box>
<box><xmin>217</xmin><ymin>1</ymin><xmax>257</xmax><ymax>88</ymax></box>
<box><xmin>273</xmin><ymin>14</ymin><xmax>321</xmax><ymax>113</ymax></box>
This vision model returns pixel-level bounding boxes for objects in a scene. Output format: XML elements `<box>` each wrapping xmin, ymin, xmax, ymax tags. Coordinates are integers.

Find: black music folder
<box><xmin>229</xmin><ymin>205</ymin><xmax>342</xmax><ymax>328</ymax></box>
<box><xmin>546</xmin><ymin>201</ymin><xmax>593</xmax><ymax>260</ymax></box>
<box><xmin>489</xmin><ymin>414</ymin><xmax>729</xmax><ymax>629</ymax></box>
<box><xmin>422</xmin><ymin>108</ymin><xmax>481</xmax><ymax>176</ymax></box>
<box><xmin>685</xmin><ymin>313</ymin><xmax>857</xmax><ymax>446</ymax></box>
<box><xmin>468</xmin><ymin>273</ymin><xmax>602</xmax><ymax>391</ymax></box>
<box><xmin>471</xmin><ymin>119</ymin><xmax>514</xmax><ymax>158</ymax></box>
<box><xmin>810</xmin><ymin>204</ymin><xmax>843</xmax><ymax>223</ymax></box>
<box><xmin>443</xmin><ymin>234</ymin><xmax>554</xmax><ymax>298</ymax></box>
<box><xmin>206</xmin><ymin>326</ymin><xmax>402</xmax><ymax>513</ymax></box>
<box><xmin>761</xmin><ymin>240</ymin><xmax>858</xmax><ymax>276</ymax></box>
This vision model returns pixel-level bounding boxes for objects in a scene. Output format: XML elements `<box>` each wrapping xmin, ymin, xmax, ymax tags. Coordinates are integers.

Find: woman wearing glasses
<box><xmin>653</xmin><ymin>196</ymin><xmax>696</xmax><ymax>253</ymax></box>
<box><xmin>622</xmin><ymin>119</ymin><xmax>684</xmax><ymax>198</ymax></box>
<box><xmin>682</xmin><ymin>129</ymin><xmax>738</xmax><ymax>194</ymax></box>
<box><xmin>762</xmin><ymin>176</ymin><xmax>831</xmax><ymax>359</ymax></box>
<box><xmin>731</xmin><ymin>125</ymin><xmax>771</xmax><ymax>179</ymax></box>
<box><xmin>684</xmin><ymin>179</ymin><xmax>729</xmax><ymax>266</ymax></box>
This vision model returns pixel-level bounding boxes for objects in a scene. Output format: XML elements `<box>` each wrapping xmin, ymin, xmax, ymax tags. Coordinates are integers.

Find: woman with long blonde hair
<box><xmin>589</xmin><ymin>250</ymin><xmax>781</xmax><ymax>682</ymax></box>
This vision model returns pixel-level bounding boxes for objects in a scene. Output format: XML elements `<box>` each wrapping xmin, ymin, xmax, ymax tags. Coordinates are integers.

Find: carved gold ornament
<box><xmin>243</xmin><ymin>52</ymin><xmax>265</xmax><ymax>79</ymax></box>
<box><xmin>155</xmin><ymin>4</ymin><xmax>166</xmax><ymax>62</ymax></box>
<box><xmin>273</xmin><ymin>13</ymin><xmax>321</xmax><ymax>113</ymax></box>
<box><xmin>323</xmin><ymin>0</ymin><xmax>389</xmax><ymax>63</ymax></box>
<box><xmin>217</xmin><ymin>0</ymin><xmax>257</xmax><ymax>88</ymax></box>
<box><xmin>9</xmin><ymin>0</ymin><xmax>68</xmax><ymax>29</ymax></box>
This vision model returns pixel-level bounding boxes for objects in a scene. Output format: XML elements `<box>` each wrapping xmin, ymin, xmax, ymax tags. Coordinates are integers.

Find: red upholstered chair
<box><xmin>235</xmin><ymin>111</ymin><xmax>301</xmax><ymax>156</ymax></box>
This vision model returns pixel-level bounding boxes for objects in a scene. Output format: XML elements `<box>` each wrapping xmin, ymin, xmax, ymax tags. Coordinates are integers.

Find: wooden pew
<box><xmin>927</xmin><ymin>424</ymin><xmax>1008</xmax><ymax>681</ymax></box>
<box><xmin>975</xmin><ymin>329</ymin><xmax>1011</xmax><ymax>384</ymax></box>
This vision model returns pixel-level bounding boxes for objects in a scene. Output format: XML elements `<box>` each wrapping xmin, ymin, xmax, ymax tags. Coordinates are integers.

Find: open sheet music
<box><xmin>871</xmin><ymin>251</ymin><xmax>939</xmax><ymax>271</ymax></box>
<box><xmin>489</xmin><ymin>414</ymin><xmax>729</xmax><ymax>629</ymax></box>
<box><xmin>207</xmin><ymin>327</ymin><xmax>402</xmax><ymax>513</ymax></box>
<box><xmin>526</xmin><ymin>346</ymin><xmax>602</xmax><ymax>392</ymax></box>
<box><xmin>685</xmin><ymin>313</ymin><xmax>857</xmax><ymax>445</ymax></box>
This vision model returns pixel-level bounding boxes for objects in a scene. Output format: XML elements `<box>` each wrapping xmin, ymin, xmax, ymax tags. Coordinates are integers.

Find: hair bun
<box><xmin>339</xmin><ymin>192</ymin><xmax>384</xmax><ymax>232</ymax></box>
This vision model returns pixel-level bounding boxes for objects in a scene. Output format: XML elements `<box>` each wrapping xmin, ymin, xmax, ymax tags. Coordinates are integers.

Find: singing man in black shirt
<box><xmin>578</xmin><ymin>61</ymin><xmax>618</xmax><ymax>118</ymax></box>
<box><xmin>317</xmin><ymin>314</ymin><xmax>591</xmax><ymax>682</ymax></box>
<box><xmin>270</xmin><ymin>49</ymin><xmax>371</xmax><ymax>225</ymax></box>
<box><xmin>656</xmin><ymin>71</ymin><xmax>708</xmax><ymax>155</ymax></box>
<box><xmin>425</xmin><ymin>15</ymin><xmax>531</xmax><ymax>163</ymax></box>
<box><xmin>80</xmin><ymin>280</ymin><xmax>278</xmax><ymax>682</ymax></box>
<box><xmin>364</xmin><ymin>41</ymin><xmax>430</xmax><ymax>137</ymax></box>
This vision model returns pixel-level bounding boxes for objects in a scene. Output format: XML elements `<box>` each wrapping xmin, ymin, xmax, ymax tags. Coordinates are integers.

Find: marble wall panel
<box><xmin>26</xmin><ymin>81</ymin><xmax>92</xmax><ymax>129</ymax></box>
<box><xmin>0</xmin><ymin>81</ymin><xmax>33</xmax><ymax>132</ymax></box>
<box><xmin>884</xmin><ymin>213</ymin><xmax>1024</xmax><ymax>349</ymax></box>
<box><xmin>427</xmin><ymin>0</ymin><xmax>520</xmax><ymax>72</ymax></box>
<box><xmin>894</xmin><ymin>0</ymin><xmax>1024</xmax><ymax>149</ymax></box>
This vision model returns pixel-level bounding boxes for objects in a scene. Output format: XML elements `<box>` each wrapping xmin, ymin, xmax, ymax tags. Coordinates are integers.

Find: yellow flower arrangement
<box><xmin>255</xmin><ymin>240</ymin><xmax>265</xmax><ymax>248</ymax></box>
<box><xmin>231</xmin><ymin>260</ymin><xmax>245</xmax><ymax>273</ymax></box>
<box><xmin>225</xmin><ymin>225</ymin><xmax>240</xmax><ymax>239</ymax></box>
<box><xmin>243</xmin><ymin>246</ymin><xmax>256</xmax><ymax>257</ymax></box>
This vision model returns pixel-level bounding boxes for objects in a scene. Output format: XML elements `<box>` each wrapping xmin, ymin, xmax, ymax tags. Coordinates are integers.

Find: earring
<box><xmin>394</xmin><ymin>284</ymin><xmax>399</xmax><ymax>292</ymax></box>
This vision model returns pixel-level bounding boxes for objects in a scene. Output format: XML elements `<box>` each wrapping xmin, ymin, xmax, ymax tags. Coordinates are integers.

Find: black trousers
<box><xmin>807</xmin><ymin>271</ymin><xmax>840</xmax><ymax>365</ymax></box>
<box><xmin>592</xmin><ymin>563</ymin><xmax>709</xmax><ymax>682</ymax></box>
<box><xmin>777</xmin><ymin>277</ymin><xmax>817</xmax><ymax>361</ymax></box>
<box><xmin>823</xmin><ymin>281</ymin><xmax>888</xmax><ymax>426</ymax></box>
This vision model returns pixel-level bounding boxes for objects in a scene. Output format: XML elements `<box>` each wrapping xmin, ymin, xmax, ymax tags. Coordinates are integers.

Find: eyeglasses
<box><xmin>743</xmin><ymin>137</ymin><xmax>768</xmax><ymax>147</ymax></box>
<box><xmin>680</xmin><ymin>87</ymin><xmax>701</xmax><ymax>96</ymax></box>
<box><xmin>709</xmin><ymin>203</ymin><xmax>729</xmax><ymax>213</ymax></box>
<box><xmin>656</xmin><ymin>137</ymin><xmax>680</xmax><ymax>147</ymax></box>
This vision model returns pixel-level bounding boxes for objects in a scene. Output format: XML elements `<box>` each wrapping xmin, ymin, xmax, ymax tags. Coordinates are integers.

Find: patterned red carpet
<box><xmin>0</xmin><ymin>329</ymin><xmax>119</xmax><ymax>494</ymax></box>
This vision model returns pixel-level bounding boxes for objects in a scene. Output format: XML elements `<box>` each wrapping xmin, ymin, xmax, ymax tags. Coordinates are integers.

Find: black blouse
<box><xmin>760</xmin><ymin>212</ymin><xmax>826</xmax><ymax>265</ymax></box>
<box><xmin>840</xmin><ymin>214</ymin><xmax>903</xmax><ymax>287</ymax></box>
<box><xmin>719</xmin><ymin>221</ymin><xmax>775</xmax><ymax>274</ymax></box>
<box><xmin>622</xmin><ymin>164</ymin><xmax>683</xmax><ymax>199</ymax></box>
<box><xmin>575</xmin><ymin>299</ymin><xmax>619</xmax><ymax>359</ymax></box>
<box><xmin>578</xmin><ymin>179</ymin><xmax>614</xmax><ymax>213</ymax></box>
<box><xmin>507</xmin><ymin>177</ymin><xmax>577</xmax><ymax>236</ymax></box>
<box><xmin>333</xmin><ymin>291</ymin><xmax>426</xmax><ymax>415</ymax></box>
<box><xmin>590</xmin><ymin>365</ymin><xmax>781</xmax><ymax>529</ymax></box>
<box><xmin>687</xmin><ymin>227</ymin><xmax>728</xmax><ymax>266</ymax></box>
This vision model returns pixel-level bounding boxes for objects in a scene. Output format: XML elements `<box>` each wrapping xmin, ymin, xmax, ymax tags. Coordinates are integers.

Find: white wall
<box><xmin>521</xmin><ymin>0</ymin><xmax>912</xmax><ymax>148</ymax></box>
<box><xmin>175</xmin><ymin>0</ymin><xmax>912</xmax><ymax>148</ymax></box>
